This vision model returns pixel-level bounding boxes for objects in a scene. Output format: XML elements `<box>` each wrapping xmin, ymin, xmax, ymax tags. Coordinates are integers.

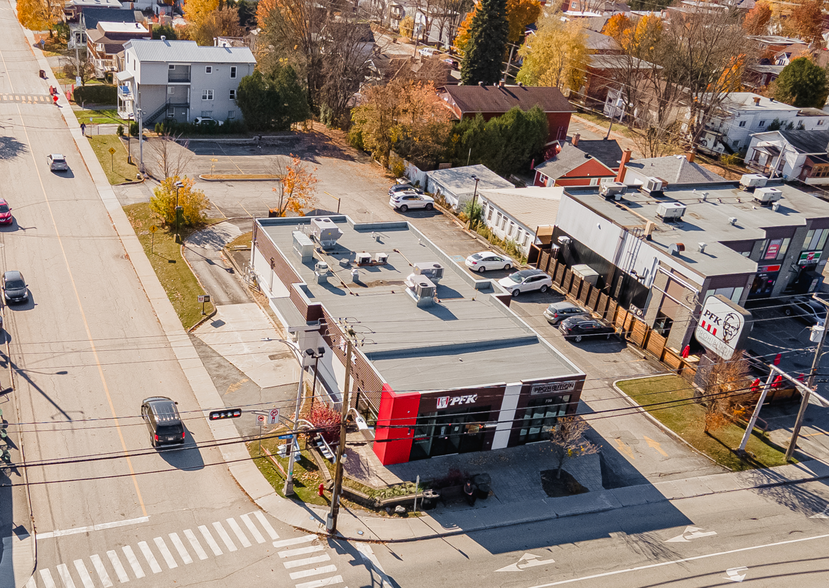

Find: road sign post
<box><xmin>149</xmin><ymin>225</ymin><xmax>157</xmax><ymax>254</ymax></box>
<box><xmin>198</xmin><ymin>294</ymin><xmax>211</xmax><ymax>315</ymax></box>
<box><xmin>109</xmin><ymin>146</ymin><xmax>116</xmax><ymax>172</ymax></box>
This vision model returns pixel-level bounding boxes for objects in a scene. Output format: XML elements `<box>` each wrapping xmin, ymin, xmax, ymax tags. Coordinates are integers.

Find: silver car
<box><xmin>543</xmin><ymin>301</ymin><xmax>589</xmax><ymax>325</ymax></box>
<box><xmin>47</xmin><ymin>154</ymin><xmax>68</xmax><ymax>172</ymax></box>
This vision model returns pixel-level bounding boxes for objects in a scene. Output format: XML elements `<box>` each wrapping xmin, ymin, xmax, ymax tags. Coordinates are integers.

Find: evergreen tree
<box><xmin>773</xmin><ymin>57</ymin><xmax>829</xmax><ymax>109</ymax></box>
<box><xmin>460</xmin><ymin>0</ymin><xmax>509</xmax><ymax>86</ymax></box>
<box><xmin>236</xmin><ymin>68</ymin><xmax>310</xmax><ymax>131</ymax></box>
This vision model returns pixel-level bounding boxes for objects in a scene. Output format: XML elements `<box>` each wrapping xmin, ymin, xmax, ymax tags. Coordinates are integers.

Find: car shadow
<box><xmin>52</xmin><ymin>169</ymin><xmax>75</xmax><ymax>179</ymax></box>
<box><xmin>5</xmin><ymin>294</ymin><xmax>34</xmax><ymax>312</ymax></box>
<box><xmin>0</xmin><ymin>219</ymin><xmax>20</xmax><ymax>232</ymax></box>
<box><xmin>156</xmin><ymin>428</ymin><xmax>205</xmax><ymax>470</ymax></box>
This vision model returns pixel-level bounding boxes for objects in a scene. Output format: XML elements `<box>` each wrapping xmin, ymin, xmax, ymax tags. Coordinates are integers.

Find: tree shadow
<box><xmin>0</xmin><ymin>136</ymin><xmax>28</xmax><ymax>161</ymax></box>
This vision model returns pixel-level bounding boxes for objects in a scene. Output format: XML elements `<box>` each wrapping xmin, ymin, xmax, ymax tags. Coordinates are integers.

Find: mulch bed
<box><xmin>540</xmin><ymin>469</ymin><xmax>589</xmax><ymax>498</ymax></box>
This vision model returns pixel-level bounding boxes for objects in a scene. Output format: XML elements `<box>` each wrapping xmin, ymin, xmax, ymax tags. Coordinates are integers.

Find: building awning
<box><xmin>755</xmin><ymin>145</ymin><xmax>781</xmax><ymax>156</ymax></box>
<box><xmin>115</xmin><ymin>70</ymin><xmax>133</xmax><ymax>82</ymax></box>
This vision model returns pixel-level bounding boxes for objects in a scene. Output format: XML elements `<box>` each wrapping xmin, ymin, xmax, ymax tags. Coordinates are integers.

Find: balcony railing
<box><xmin>168</xmin><ymin>73</ymin><xmax>190</xmax><ymax>83</ymax></box>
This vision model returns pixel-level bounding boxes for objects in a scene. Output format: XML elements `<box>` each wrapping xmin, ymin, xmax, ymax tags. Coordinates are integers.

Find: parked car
<box><xmin>464</xmin><ymin>251</ymin><xmax>514</xmax><ymax>273</ymax></box>
<box><xmin>0</xmin><ymin>199</ymin><xmax>13</xmax><ymax>225</ymax></box>
<box><xmin>389</xmin><ymin>191</ymin><xmax>435</xmax><ymax>212</ymax></box>
<box><xmin>193</xmin><ymin>116</ymin><xmax>223</xmax><ymax>126</ymax></box>
<box><xmin>2</xmin><ymin>271</ymin><xmax>28</xmax><ymax>304</ymax></box>
<box><xmin>543</xmin><ymin>301</ymin><xmax>589</xmax><ymax>325</ymax></box>
<box><xmin>418</xmin><ymin>47</ymin><xmax>437</xmax><ymax>58</ymax></box>
<box><xmin>498</xmin><ymin>269</ymin><xmax>552</xmax><ymax>297</ymax></box>
<box><xmin>388</xmin><ymin>183</ymin><xmax>423</xmax><ymax>196</ymax></box>
<box><xmin>141</xmin><ymin>396</ymin><xmax>186</xmax><ymax>449</ymax></box>
<box><xmin>785</xmin><ymin>296</ymin><xmax>827</xmax><ymax>325</ymax></box>
<box><xmin>47</xmin><ymin>154</ymin><xmax>68</xmax><ymax>172</ymax></box>
<box><xmin>559</xmin><ymin>316</ymin><xmax>616</xmax><ymax>342</ymax></box>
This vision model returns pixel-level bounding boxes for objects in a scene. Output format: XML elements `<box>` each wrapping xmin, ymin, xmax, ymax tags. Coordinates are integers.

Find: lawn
<box><xmin>87</xmin><ymin>135</ymin><xmax>139</xmax><ymax>185</ymax></box>
<box><xmin>226</xmin><ymin>231</ymin><xmax>252</xmax><ymax>249</ymax></box>
<box><xmin>616</xmin><ymin>375</ymin><xmax>790</xmax><ymax>471</ymax></box>
<box><xmin>75</xmin><ymin>109</ymin><xmax>127</xmax><ymax>125</ymax></box>
<box><xmin>124</xmin><ymin>203</ymin><xmax>216</xmax><ymax>329</ymax></box>
<box><xmin>574</xmin><ymin>111</ymin><xmax>636</xmax><ymax>139</ymax></box>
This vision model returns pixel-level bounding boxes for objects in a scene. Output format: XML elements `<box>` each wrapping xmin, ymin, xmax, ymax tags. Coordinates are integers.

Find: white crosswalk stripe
<box><xmin>25</xmin><ymin>577</ymin><xmax>37</xmax><ymax>588</ymax></box>
<box><xmin>138</xmin><ymin>541</ymin><xmax>162</xmax><ymax>574</ymax></box>
<box><xmin>185</xmin><ymin>528</ymin><xmax>209</xmax><ymax>560</ymax></box>
<box><xmin>39</xmin><ymin>569</ymin><xmax>56</xmax><ymax>588</ymax></box>
<box><xmin>254</xmin><ymin>510</ymin><xmax>279</xmax><ymax>540</ymax></box>
<box><xmin>169</xmin><ymin>532</ymin><xmax>193</xmax><ymax>564</ymax></box>
<box><xmin>89</xmin><ymin>554</ymin><xmax>113</xmax><ymax>587</ymax></box>
<box><xmin>73</xmin><ymin>559</ymin><xmax>94</xmax><ymax>588</ymax></box>
<box><xmin>274</xmin><ymin>535</ymin><xmax>317</xmax><ymax>549</ymax></box>
<box><xmin>199</xmin><ymin>524</ymin><xmax>223</xmax><ymax>556</ymax></box>
<box><xmin>56</xmin><ymin>563</ymin><xmax>76</xmax><ymax>588</ymax></box>
<box><xmin>154</xmin><ymin>536</ymin><xmax>178</xmax><ymax>569</ymax></box>
<box><xmin>240</xmin><ymin>513</ymin><xmax>265</xmax><ymax>544</ymax></box>
<box><xmin>212</xmin><ymin>521</ymin><xmax>237</xmax><ymax>552</ymax></box>
<box><xmin>283</xmin><ymin>554</ymin><xmax>331</xmax><ymax>569</ymax></box>
<box><xmin>295</xmin><ymin>576</ymin><xmax>344</xmax><ymax>588</ymax></box>
<box><xmin>279</xmin><ymin>545</ymin><xmax>324</xmax><ymax>558</ymax></box>
<box><xmin>122</xmin><ymin>545</ymin><xmax>145</xmax><ymax>579</ymax></box>
<box><xmin>106</xmin><ymin>550</ymin><xmax>130</xmax><ymax>583</ymax></box>
<box><xmin>288</xmin><ymin>565</ymin><xmax>339</xmax><ymax>580</ymax></box>
<box><xmin>227</xmin><ymin>517</ymin><xmax>252</xmax><ymax>548</ymax></box>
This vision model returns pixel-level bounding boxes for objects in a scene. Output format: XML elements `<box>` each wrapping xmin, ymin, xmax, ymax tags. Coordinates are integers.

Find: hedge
<box><xmin>73</xmin><ymin>85</ymin><xmax>117</xmax><ymax>105</ymax></box>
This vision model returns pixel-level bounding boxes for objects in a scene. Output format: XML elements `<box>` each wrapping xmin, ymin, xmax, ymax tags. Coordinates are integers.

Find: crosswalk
<box><xmin>27</xmin><ymin>511</ymin><xmax>345</xmax><ymax>588</ymax></box>
<box><xmin>0</xmin><ymin>93</ymin><xmax>51</xmax><ymax>104</ymax></box>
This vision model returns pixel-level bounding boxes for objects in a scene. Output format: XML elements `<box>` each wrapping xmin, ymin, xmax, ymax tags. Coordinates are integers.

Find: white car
<box><xmin>389</xmin><ymin>191</ymin><xmax>435</xmax><ymax>212</ymax></box>
<box><xmin>465</xmin><ymin>251</ymin><xmax>515</xmax><ymax>273</ymax></box>
<box><xmin>498</xmin><ymin>269</ymin><xmax>552</xmax><ymax>297</ymax></box>
<box><xmin>418</xmin><ymin>47</ymin><xmax>437</xmax><ymax>58</ymax></box>
<box><xmin>193</xmin><ymin>116</ymin><xmax>223</xmax><ymax>126</ymax></box>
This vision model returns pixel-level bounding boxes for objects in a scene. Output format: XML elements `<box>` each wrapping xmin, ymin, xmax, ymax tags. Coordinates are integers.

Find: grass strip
<box><xmin>87</xmin><ymin>135</ymin><xmax>139</xmax><ymax>185</ymax></box>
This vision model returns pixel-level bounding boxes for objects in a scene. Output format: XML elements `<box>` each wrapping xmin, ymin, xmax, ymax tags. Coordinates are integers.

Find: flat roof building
<box><xmin>252</xmin><ymin>216</ymin><xmax>585</xmax><ymax>465</ymax></box>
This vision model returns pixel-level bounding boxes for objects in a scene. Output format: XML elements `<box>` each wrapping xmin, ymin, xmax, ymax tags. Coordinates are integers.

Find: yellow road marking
<box><xmin>614</xmin><ymin>438</ymin><xmax>635</xmax><ymax>460</ymax></box>
<box><xmin>0</xmin><ymin>50</ymin><xmax>147</xmax><ymax>516</ymax></box>
<box><xmin>224</xmin><ymin>378</ymin><xmax>249</xmax><ymax>396</ymax></box>
<box><xmin>644</xmin><ymin>436</ymin><xmax>668</xmax><ymax>457</ymax></box>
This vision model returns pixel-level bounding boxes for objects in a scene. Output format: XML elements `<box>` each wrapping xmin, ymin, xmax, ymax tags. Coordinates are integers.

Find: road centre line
<box><xmin>37</xmin><ymin>516</ymin><xmax>150</xmax><ymax>539</ymax></box>
<box><xmin>527</xmin><ymin>532</ymin><xmax>829</xmax><ymax>587</ymax></box>
<box><xmin>0</xmin><ymin>48</ymin><xmax>148</xmax><ymax>517</ymax></box>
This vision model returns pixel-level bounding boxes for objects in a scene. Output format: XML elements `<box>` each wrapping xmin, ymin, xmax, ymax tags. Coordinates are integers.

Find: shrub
<box><xmin>399</xmin><ymin>15</ymin><xmax>415</xmax><ymax>38</ymax></box>
<box><xmin>129</xmin><ymin>121</ymin><xmax>139</xmax><ymax>137</ymax></box>
<box><xmin>464</xmin><ymin>198</ymin><xmax>483</xmax><ymax>229</ymax></box>
<box><xmin>73</xmin><ymin>84</ymin><xmax>117</xmax><ymax>105</ymax></box>
<box><xmin>150</xmin><ymin>176</ymin><xmax>209</xmax><ymax>227</ymax></box>
<box><xmin>389</xmin><ymin>155</ymin><xmax>405</xmax><ymax>178</ymax></box>
<box><xmin>308</xmin><ymin>404</ymin><xmax>341</xmax><ymax>445</ymax></box>
<box><xmin>116</xmin><ymin>124</ymin><xmax>124</xmax><ymax>137</ymax></box>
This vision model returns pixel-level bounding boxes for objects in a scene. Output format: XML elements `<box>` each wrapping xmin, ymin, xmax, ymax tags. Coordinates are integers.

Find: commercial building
<box><xmin>533</xmin><ymin>180</ymin><xmax>829</xmax><ymax>353</ymax></box>
<box><xmin>251</xmin><ymin>216</ymin><xmax>585</xmax><ymax>465</ymax></box>
<box><xmin>478</xmin><ymin>186</ymin><xmax>564</xmax><ymax>257</ymax></box>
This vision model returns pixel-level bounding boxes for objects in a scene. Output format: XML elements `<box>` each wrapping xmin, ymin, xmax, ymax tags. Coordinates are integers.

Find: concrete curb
<box><xmin>198</xmin><ymin>175</ymin><xmax>281</xmax><ymax>182</ymax></box>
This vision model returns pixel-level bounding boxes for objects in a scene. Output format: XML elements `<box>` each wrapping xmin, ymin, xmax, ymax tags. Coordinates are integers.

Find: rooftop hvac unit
<box><xmin>292</xmin><ymin>231</ymin><xmax>315</xmax><ymax>263</ymax></box>
<box><xmin>413</xmin><ymin>262</ymin><xmax>444</xmax><ymax>283</ymax></box>
<box><xmin>405</xmin><ymin>273</ymin><xmax>437</xmax><ymax>307</ymax></box>
<box><xmin>600</xmin><ymin>181</ymin><xmax>626</xmax><ymax>199</ymax></box>
<box><xmin>375</xmin><ymin>252</ymin><xmax>388</xmax><ymax>264</ymax></box>
<box><xmin>740</xmin><ymin>173</ymin><xmax>767</xmax><ymax>191</ymax></box>
<box><xmin>656</xmin><ymin>202</ymin><xmax>686</xmax><ymax>221</ymax></box>
<box><xmin>356</xmin><ymin>252</ymin><xmax>372</xmax><ymax>266</ymax></box>
<box><xmin>754</xmin><ymin>187</ymin><xmax>783</xmax><ymax>205</ymax></box>
<box><xmin>314</xmin><ymin>261</ymin><xmax>330</xmax><ymax>284</ymax></box>
<box><xmin>310</xmin><ymin>218</ymin><xmax>343</xmax><ymax>249</ymax></box>
<box><xmin>668</xmin><ymin>243</ymin><xmax>685</xmax><ymax>256</ymax></box>
<box><xmin>641</xmin><ymin>177</ymin><xmax>664</xmax><ymax>194</ymax></box>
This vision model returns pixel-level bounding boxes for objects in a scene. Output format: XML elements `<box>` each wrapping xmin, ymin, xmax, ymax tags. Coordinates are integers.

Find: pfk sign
<box><xmin>695</xmin><ymin>295</ymin><xmax>749</xmax><ymax>360</ymax></box>
<box><xmin>436</xmin><ymin>394</ymin><xmax>478</xmax><ymax>410</ymax></box>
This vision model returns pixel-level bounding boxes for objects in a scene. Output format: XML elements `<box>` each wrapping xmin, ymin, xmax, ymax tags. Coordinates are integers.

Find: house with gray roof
<box><xmin>746</xmin><ymin>129</ymin><xmax>829</xmax><ymax>185</ymax></box>
<box><xmin>117</xmin><ymin>39</ymin><xmax>256</xmax><ymax>124</ymax></box>
<box><xmin>620</xmin><ymin>154</ymin><xmax>727</xmax><ymax>186</ymax></box>
<box><xmin>478</xmin><ymin>187</ymin><xmax>564</xmax><ymax>256</ymax></box>
<box><xmin>425</xmin><ymin>164</ymin><xmax>514</xmax><ymax>210</ymax></box>
<box><xmin>533</xmin><ymin>136</ymin><xmax>623</xmax><ymax>188</ymax></box>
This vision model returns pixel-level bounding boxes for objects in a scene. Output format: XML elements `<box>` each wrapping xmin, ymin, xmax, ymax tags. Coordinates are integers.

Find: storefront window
<box><xmin>409</xmin><ymin>406</ymin><xmax>491</xmax><ymax>461</ymax></box>
<box><xmin>518</xmin><ymin>397</ymin><xmax>569</xmax><ymax>444</ymax></box>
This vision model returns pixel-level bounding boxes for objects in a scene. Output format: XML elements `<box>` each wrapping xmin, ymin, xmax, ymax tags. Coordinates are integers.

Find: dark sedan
<box><xmin>559</xmin><ymin>316</ymin><xmax>616</xmax><ymax>342</ymax></box>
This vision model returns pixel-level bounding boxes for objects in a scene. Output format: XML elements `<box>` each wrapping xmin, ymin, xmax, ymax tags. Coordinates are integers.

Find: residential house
<box><xmin>117</xmin><ymin>39</ymin><xmax>256</xmax><ymax>124</ymax></box>
<box><xmin>746</xmin><ymin>129</ymin><xmax>829</xmax><ymax>184</ymax></box>
<box><xmin>583</xmin><ymin>29</ymin><xmax>622</xmax><ymax>54</ymax></box>
<box><xmin>773</xmin><ymin>43</ymin><xmax>810</xmax><ymax>66</ymax></box>
<box><xmin>581</xmin><ymin>54</ymin><xmax>654</xmax><ymax>109</ymax></box>
<box><xmin>437</xmin><ymin>84</ymin><xmax>574</xmax><ymax>144</ymax></box>
<box><xmin>699</xmin><ymin>93</ymin><xmax>829</xmax><ymax>155</ymax></box>
<box><xmin>87</xmin><ymin>22</ymin><xmax>150</xmax><ymax>78</ymax></box>
<box><xmin>531</xmin><ymin>180</ymin><xmax>829</xmax><ymax>353</ymax></box>
<box><xmin>619</xmin><ymin>153</ymin><xmax>727</xmax><ymax>186</ymax></box>
<box><xmin>743</xmin><ymin>64</ymin><xmax>784</xmax><ymax>90</ymax></box>
<box><xmin>565</xmin><ymin>0</ymin><xmax>630</xmax><ymax>14</ymax></box>
<box><xmin>425</xmin><ymin>164</ymin><xmax>514</xmax><ymax>210</ymax></box>
<box><xmin>533</xmin><ymin>136</ymin><xmax>623</xmax><ymax>187</ymax></box>
<box><xmin>65</xmin><ymin>3</ymin><xmax>135</xmax><ymax>49</ymax></box>
<box><xmin>478</xmin><ymin>186</ymin><xmax>564</xmax><ymax>257</ymax></box>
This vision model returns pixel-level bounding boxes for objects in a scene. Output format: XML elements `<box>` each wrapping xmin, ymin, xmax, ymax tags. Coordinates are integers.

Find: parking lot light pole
<box><xmin>174</xmin><ymin>181</ymin><xmax>184</xmax><ymax>243</ymax></box>
<box><xmin>306</xmin><ymin>347</ymin><xmax>325</xmax><ymax>409</ymax></box>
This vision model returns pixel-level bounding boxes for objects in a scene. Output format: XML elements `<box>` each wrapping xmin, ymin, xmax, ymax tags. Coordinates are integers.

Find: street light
<box><xmin>305</xmin><ymin>347</ymin><xmax>325</xmax><ymax>409</ymax></box>
<box><xmin>467</xmin><ymin>175</ymin><xmax>480</xmax><ymax>230</ymax></box>
<box><xmin>174</xmin><ymin>180</ymin><xmax>184</xmax><ymax>243</ymax></box>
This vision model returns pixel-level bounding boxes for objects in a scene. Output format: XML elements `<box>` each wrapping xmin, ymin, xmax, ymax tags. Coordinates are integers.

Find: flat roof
<box><xmin>480</xmin><ymin>186</ymin><xmax>564</xmax><ymax>230</ymax></box>
<box><xmin>563</xmin><ymin>181</ymin><xmax>829</xmax><ymax>277</ymax></box>
<box><xmin>257</xmin><ymin>217</ymin><xmax>583</xmax><ymax>392</ymax></box>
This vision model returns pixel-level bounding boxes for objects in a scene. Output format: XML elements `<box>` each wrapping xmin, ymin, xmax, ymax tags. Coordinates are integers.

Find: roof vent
<box><xmin>698</xmin><ymin>242</ymin><xmax>707</xmax><ymax>253</ymax></box>
<box><xmin>668</xmin><ymin>243</ymin><xmax>686</xmax><ymax>256</ymax></box>
<box><xmin>656</xmin><ymin>202</ymin><xmax>686</xmax><ymax>221</ymax></box>
<box><xmin>160</xmin><ymin>35</ymin><xmax>166</xmax><ymax>41</ymax></box>
<box><xmin>740</xmin><ymin>173</ymin><xmax>767</xmax><ymax>191</ymax></box>
<box><xmin>772</xmin><ymin>201</ymin><xmax>781</xmax><ymax>212</ymax></box>
<box><xmin>701</xmin><ymin>192</ymin><xmax>708</xmax><ymax>201</ymax></box>
<box><xmin>754</xmin><ymin>187</ymin><xmax>783</xmax><ymax>205</ymax></box>
<box><xmin>728</xmin><ymin>217</ymin><xmax>738</xmax><ymax>226</ymax></box>
<box><xmin>478</xmin><ymin>81</ymin><xmax>483</xmax><ymax>86</ymax></box>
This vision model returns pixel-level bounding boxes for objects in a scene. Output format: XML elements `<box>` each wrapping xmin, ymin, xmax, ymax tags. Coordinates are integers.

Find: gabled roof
<box><xmin>81</xmin><ymin>7</ymin><xmax>136</xmax><ymax>29</ymax></box>
<box><xmin>777</xmin><ymin>129</ymin><xmax>829</xmax><ymax>154</ymax></box>
<box><xmin>440</xmin><ymin>85</ymin><xmax>574</xmax><ymax>115</ymax></box>
<box><xmin>589</xmin><ymin>54</ymin><xmax>654</xmax><ymax>70</ymax></box>
<box><xmin>573</xmin><ymin>139</ymin><xmax>623</xmax><ymax>169</ymax></box>
<box><xmin>583</xmin><ymin>29</ymin><xmax>621</xmax><ymax>52</ymax></box>
<box><xmin>534</xmin><ymin>143</ymin><xmax>616</xmax><ymax>179</ymax></box>
<box><xmin>625</xmin><ymin>155</ymin><xmax>727</xmax><ymax>184</ymax></box>
<box><xmin>124</xmin><ymin>39</ymin><xmax>256</xmax><ymax>64</ymax></box>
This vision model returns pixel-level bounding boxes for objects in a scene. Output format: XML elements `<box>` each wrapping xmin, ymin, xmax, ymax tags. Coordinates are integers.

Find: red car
<box><xmin>0</xmin><ymin>199</ymin><xmax>12</xmax><ymax>225</ymax></box>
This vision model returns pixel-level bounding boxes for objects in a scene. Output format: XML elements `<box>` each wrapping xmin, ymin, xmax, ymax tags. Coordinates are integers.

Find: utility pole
<box><xmin>466</xmin><ymin>175</ymin><xmax>479</xmax><ymax>230</ymax></box>
<box><xmin>786</xmin><ymin>296</ymin><xmax>829</xmax><ymax>461</ymax></box>
<box><xmin>326</xmin><ymin>334</ymin><xmax>354</xmax><ymax>535</ymax></box>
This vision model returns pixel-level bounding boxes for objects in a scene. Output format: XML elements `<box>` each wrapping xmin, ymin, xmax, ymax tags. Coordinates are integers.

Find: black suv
<box><xmin>141</xmin><ymin>397</ymin><xmax>185</xmax><ymax>448</ymax></box>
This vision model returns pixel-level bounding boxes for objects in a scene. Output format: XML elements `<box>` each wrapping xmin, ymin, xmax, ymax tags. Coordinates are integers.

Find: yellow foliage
<box><xmin>276</xmin><ymin>155</ymin><xmax>317</xmax><ymax>216</ymax></box>
<box><xmin>455</xmin><ymin>0</ymin><xmax>541</xmax><ymax>52</ymax></box>
<box><xmin>602</xmin><ymin>13</ymin><xmax>631</xmax><ymax>41</ymax></box>
<box><xmin>399</xmin><ymin>15</ymin><xmax>415</xmax><ymax>39</ymax></box>
<box><xmin>150</xmin><ymin>176</ymin><xmax>209</xmax><ymax>227</ymax></box>
<box><xmin>184</xmin><ymin>0</ymin><xmax>220</xmax><ymax>27</ymax></box>
<box><xmin>17</xmin><ymin>0</ymin><xmax>58</xmax><ymax>31</ymax></box>
<box><xmin>517</xmin><ymin>17</ymin><xmax>587</xmax><ymax>92</ymax></box>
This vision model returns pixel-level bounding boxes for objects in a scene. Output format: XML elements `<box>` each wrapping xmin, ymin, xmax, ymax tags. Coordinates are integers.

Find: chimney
<box><xmin>147</xmin><ymin>22</ymin><xmax>153</xmax><ymax>36</ymax></box>
<box><xmin>686</xmin><ymin>151</ymin><xmax>695</xmax><ymax>163</ymax></box>
<box><xmin>478</xmin><ymin>81</ymin><xmax>483</xmax><ymax>87</ymax></box>
<box><xmin>572</xmin><ymin>133</ymin><xmax>580</xmax><ymax>147</ymax></box>
<box><xmin>161</xmin><ymin>35</ymin><xmax>166</xmax><ymax>41</ymax></box>
<box><xmin>499</xmin><ymin>80</ymin><xmax>504</xmax><ymax>88</ymax></box>
<box><xmin>753</xmin><ymin>96</ymin><xmax>761</xmax><ymax>106</ymax></box>
<box><xmin>616</xmin><ymin>149</ymin><xmax>631</xmax><ymax>183</ymax></box>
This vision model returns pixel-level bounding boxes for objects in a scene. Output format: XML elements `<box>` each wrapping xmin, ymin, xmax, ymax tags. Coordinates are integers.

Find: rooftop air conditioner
<box><xmin>310</xmin><ymin>218</ymin><xmax>343</xmax><ymax>249</ymax></box>
<box><xmin>641</xmin><ymin>177</ymin><xmax>664</xmax><ymax>194</ymax></box>
<box><xmin>656</xmin><ymin>202</ymin><xmax>686</xmax><ymax>221</ymax></box>
<box><xmin>405</xmin><ymin>273</ymin><xmax>437</xmax><ymax>307</ymax></box>
<box><xmin>375</xmin><ymin>252</ymin><xmax>388</xmax><ymax>264</ymax></box>
<box><xmin>413</xmin><ymin>262</ymin><xmax>444</xmax><ymax>283</ymax></box>
<box><xmin>600</xmin><ymin>182</ymin><xmax>626</xmax><ymax>199</ymax></box>
<box><xmin>356</xmin><ymin>252</ymin><xmax>372</xmax><ymax>266</ymax></box>
<box><xmin>754</xmin><ymin>187</ymin><xmax>783</xmax><ymax>205</ymax></box>
<box><xmin>740</xmin><ymin>173</ymin><xmax>767</xmax><ymax>191</ymax></box>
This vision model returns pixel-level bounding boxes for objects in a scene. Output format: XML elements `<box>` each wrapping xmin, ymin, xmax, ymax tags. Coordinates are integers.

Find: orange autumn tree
<box><xmin>184</xmin><ymin>0</ymin><xmax>220</xmax><ymax>27</ymax></box>
<box><xmin>603</xmin><ymin>13</ymin><xmax>632</xmax><ymax>41</ymax></box>
<box><xmin>742</xmin><ymin>1</ymin><xmax>772</xmax><ymax>36</ymax></box>
<box><xmin>455</xmin><ymin>0</ymin><xmax>541</xmax><ymax>53</ymax></box>
<box><xmin>17</xmin><ymin>0</ymin><xmax>59</xmax><ymax>32</ymax></box>
<box><xmin>273</xmin><ymin>155</ymin><xmax>318</xmax><ymax>216</ymax></box>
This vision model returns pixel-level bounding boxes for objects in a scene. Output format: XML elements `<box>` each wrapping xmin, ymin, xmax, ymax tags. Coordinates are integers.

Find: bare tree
<box><xmin>149</xmin><ymin>133</ymin><xmax>194</xmax><ymax>180</ymax></box>
<box><xmin>547</xmin><ymin>416</ymin><xmax>600</xmax><ymax>480</ymax></box>
<box><xmin>700</xmin><ymin>351</ymin><xmax>754</xmax><ymax>434</ymax></box>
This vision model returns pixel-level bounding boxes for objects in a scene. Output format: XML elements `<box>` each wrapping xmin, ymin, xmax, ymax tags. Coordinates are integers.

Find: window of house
<box><xmin>487</xmin><ymin>207</ymin><xmax>494</xmax><ymax>221</ymax></box>
<box><xmin>205</xmin><ymin>66</ymin><xmax>213</xmax><ymax>74</ymax></box>
<box><xmin>589</xmin><ymin>177</ymin><xmax>599</xmax><ymax>186</ymax></box>
<box><xmin>201</xmin><ymin>111</ymin><xmax>212</xmax><ymax>117</ymax></box>
<box><xmin>167</xmin><ymin>87</ymin><xmax>175</xmax><ymax>95</ymax></box>
<box><xmin>515</xmin><ymin>228</ymin><xmax>523</xmax><ymax>243</ymax></box>
<box><xmin>229</xmin><ymin>89</ymin><xmax>236</xmax><ymax>100</ymax></box>
<box><xmin>495</xmin><ymin>212</ymin><xmax>501</xmax><ymax>226</ymax></box>
<box><xmin>522</xmin><ymin>232</ymin><xmax>529</xmax><ymax>246</ymax></box>
<box><xmin>812</xmin><ymin>164</ymin><xmax>829</xmax><ymax>178</ymax></box>
<box><xmin>739</xmin><ymin>120</ymin><xmax>746</xmax><ymax>127</ymax></box>
<box><xmin>819</xmin><ymin>120</ymin><xmax>825</xmax><ymax>126</ymax></box>
<box><xmin>764</xmin><ymin>238</ymin><xmax>788</xmax><ymax>260</ymax></box>
<box><xmin>500</xmin><ymin>215</ymin><xmax>507</xmax><ymax>230</ymax></box>
<box><xmin>508</xmin><ymin>222</ymin><xmax>515</xmax><ymax>237</ymax></box>
<box><xmin>230</xmin><ymin>66</ymin><xmax>237</xmax><ymax>78</ymax></box>
<box><xmin>169</xmin><ymin>64</ymin><xmax>175</xmax><ymax>70</ymax></box>
<box><xmin>228</xmin><ymin>110</ymin><xmax>236</xmax><ymax>119</ymax></box>
<box><xmin>202</xmin><ymin>89</ymin><xmax>214</xmax><ymax>100</ymax></box>
<box><xmin>759</xmin><ymin>120</ymin><xmax>766</xmax><ymax>127</ymax></box>
<box><xmin>805</xmin><ymin>229</ymin><xmax>829</xmax><ymax>251</ymax></box>
<box><xmin>733</xmin><ymin>140</ymin><xmax>740</xmax><ymax>147</ymax></box>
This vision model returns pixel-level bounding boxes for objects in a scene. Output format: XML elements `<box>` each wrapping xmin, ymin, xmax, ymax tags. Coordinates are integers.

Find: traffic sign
<box><xmin>108</xmin><ymin>147</ymin><xmax>116</xmax><ymax>154</ymax></box>
<box><xmin>198</xmin><ymin>294</ymin><xmax>211</xmax><ymax>303</ymax></box>
<box><xmin>267</xmin><ymin>408</ymin><xmax>280</xmax><ymax>425</ymax></box>
<box><xmin>277</xmin><ymin>434</ymin><xmax>292</xmax><ymax>440</ymax></box>
<box><xmin>149</xmin><ymin>225</ymin><xmax>158</xmax><ymax>233</ymax></box>
<box><xmin>258</xmin><ymin>415</ymin><xmax>265</xmax><ymax>422</ymax></box>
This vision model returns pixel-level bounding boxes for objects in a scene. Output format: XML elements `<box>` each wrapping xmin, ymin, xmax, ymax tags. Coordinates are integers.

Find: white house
<box><xmin>425</xmin><ymin>164</ymin><xmax>513</xmax><ymax>210</ymax></box>
<box><xmin>478</xmin><ymin>187</ymin><xmax>564</xmax><ymax>258</ymax></box>
<box><xmin>700</xmin><ymin>93</ymin><xmax>829</xmax><ymax>155</ymax></box>
<box><xmin>117</xmin><ymin>39</ymin><xmax>256</xmax><ymax>125</ymax></box>
<box><xmin>746</xmin><ymin>129</ymin><xmax>829</xmax><ymax>185</ymax></box>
